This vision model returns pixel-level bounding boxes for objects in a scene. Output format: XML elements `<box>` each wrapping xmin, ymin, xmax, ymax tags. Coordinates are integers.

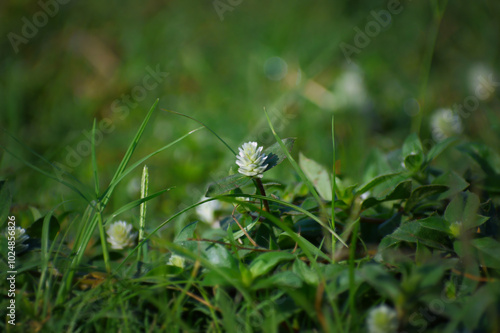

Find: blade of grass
<box><xmin>99</xmin><ymin>127</ymin><xmax>202</xmax><ymax>201</ymax></box>
<box><xmin>59</xmin><ymin>99</ymin><xmax>159</xmax><ymax>300</ymax></box>
<box><xmin>0</xmin><ymin>142</ymin><xmax>93</xmax><ymax>204</ymax></box>
<box><xmin>264</xmin><ymin>108</ymin><xmax>323</xmax><ymax>207</ymax></box>
<box><xmin>230</xmin><ymin>194</ymin><xmax>347</xmax><ymax>248</ymax></box>
<box><xmin>101</xmin><ymin>99</ymin><xmax>159</xmax><ymax>207</ymax></box>
<box><xmin>411</xmin><ymin>0</ymin><xmax>449</xmax><ymax>134</ymax></box>
<box><xmin>347</xmin><ymin>218</ymin><xmax>360</xmax><ymax>325</ymax></box>
<box><xmin>97</xmin><ymin>203</ymin><xmax>111</xmax><ymax>273</ymax></box>
<box><xmin>264</xmin><ymin>109</ymin><xmax>342</xmax><ymax>244</ymax></box>
<box><xmin>90</xmin><ymin>120</ymin><xmax>111</xmax><ymax>273</ymax></box>
<box><xmin>35</xmin><ymin>207</ymin><xmax>60</xmax><ymax>315</ymax></box>
<box><xmin>332</xmin><ymin>116</ymin><xmax>337</xmax><ymax>259</ymax></box>
<box><xmin>1</xmin><ymin>129</ymin><xmax>91</xmax><ymax>194</ymax></box>
<box><xmin>105</xmin><ymin>187</ymin><xmax>173</xmax><ymax>224</ymax></box>
<box><xmin>91</xmin><ymin>119</ymin><xmax>100</xmax><ymax>196</ymax></box>
<box><xmin>162</xmin><ymin>109</ymin><xmax>237</xmax><ymax>155</ymax></box>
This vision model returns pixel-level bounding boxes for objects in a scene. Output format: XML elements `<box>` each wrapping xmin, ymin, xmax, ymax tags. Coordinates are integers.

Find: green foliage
<box><xmin>2</xmin><ymin>1</ymin><xmax>500</xmax><ymax>331</ymax></box>
<box><xmin>3</xmin><ymin>106</ymin><xmax>500</xmax><ymax>332</ymax></box>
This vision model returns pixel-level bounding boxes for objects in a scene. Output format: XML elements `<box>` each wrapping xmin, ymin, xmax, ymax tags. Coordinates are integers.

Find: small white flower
<box><xmin>333</xmin><ymin>66</ymin><xmax>368</xmax><ymax>109</ymax></box>
<box><xmin>467</xmin><ymin>63</ymin><xmax>497</xmax><ymax>99</ymax></box>
<box><xmin>106</xmin><ymin>221</ymin><xmax>137</xmax><ymax>250</ymax></box>
<box><xmin>196</xmin><ymin>196</ymin><xmax>223</xmax><ymax>224</ymax></box>
<box><xmin>167</xmin><ymin>254</ymin><xmax>185</xmax><ymax>269</ymax></box>
<box><xmin>430</xmin><ymin>108</ymin><xmax>463</xmax><ymax>142</ymax></box>
<box><xmin>4</xmin><ymin>227</ymin><xmax>29</xmax><ymax>251</ymax></box>
<box><xmin>367</xmin><ymin>304</ymin><xmax>399</xmax><ymax>333</ymax></box>
<box><xmin>236</xmin><ymin>142</ymin><xmax>268</xmax><ymax>178</ymax></box>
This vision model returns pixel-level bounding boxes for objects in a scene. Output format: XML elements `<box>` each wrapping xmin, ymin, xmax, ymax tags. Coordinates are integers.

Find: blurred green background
<box><xmin>1</xmin><ymin>0</ymin><xmax>499</xmax><ymax>228</ymax></box>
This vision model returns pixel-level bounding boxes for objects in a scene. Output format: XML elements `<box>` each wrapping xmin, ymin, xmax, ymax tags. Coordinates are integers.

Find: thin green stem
<box><xmin>347</xmin><ymin>218</ymin><xmax>360</xmax><ymax>327</ymax></box>
<box><xmin>331</xmin><ymin>116</ymin><xmax>336</xmax><ymax>260</ymax></box>
<box><xmin>254</xmin><ymin>178</ymin><xmax>270</xmax><ymax>212</ymax></box>
<box><xmin>411</xmin><ymin>0</ymin><xmax>449</xmax><ymax>134</ymax></box>
<box><xmin>97</xmin><ymin>204</ymin><xmax>111</xmax><ymax>274</ymax></box>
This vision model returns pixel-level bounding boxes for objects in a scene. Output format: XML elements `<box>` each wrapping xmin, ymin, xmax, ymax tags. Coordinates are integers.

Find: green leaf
<box><xmin>202</xmin><ymin>268</ymin><xmax>241</xmax><ymax>287</ymax></box>
<box><xmin>362</xmin><ymin>148</ymin><xmax>393</xmax><ymax>181</ymax></box>
<box><xmin>464</xmin><ymin>238</ymin><xmax>500</xmax><ymax>269</ymax></box>
<box><xmin>142</xmin><ymin>265</ymin><xmax>183</xmax><ymax>280</ymax></box>
<box><xmin>362</xmin><ymin>180</ymin><xmax>412</xmax><ymax>210</ymax></box>
<box><xmin>177</xmin><ymin>241</ymin><xmax>237</xmax><ymax>270</ymax></box>
<box><xmin>249</xmin><ymin>251</ymin><xmax>295</xmax><ymax>278</ymax></box>
<box><xmin>415</xmin><ymin>262</ymin><xmax>448</xmax><ymax>289</ymax></box>
<box><xmin>293</xmin><ymin>259</ymin><xmax>319</xmax><ymax>285</ymax></box>
<box><xmin>174</xmin><ymin>221</ymin><xmax>198</xmax><ymax>242</ymax></box>
<box><xmin>251</xmin><ymin>271</ymin><xmax>302</xmax><ymax>290</ymax></box>
<box><xmin>299</xmin><ymin>153</ymin><xmax>332</xmax><ymax>201</ymax></box>
<box><xmin>292</xmin><ymin>218</ymin><xmax>324</xmax><ymax>239</ymax></box>
<box><xmin>263</xmin><ymin>138</ymin><xmax>295</xmax><ymax>171</ymax></box>
<box><xmin>444</xmin><ymin>191</ymin><xmax>487</xmax><ymax>230</ymax></box>
<box><xmin>458</xmin><ymin>142</ymin><xmax>500</xmax><ymax>176</ymax></box>
<box><xmin>418</xmin><ymin>216</ymin><xmax>451</xmax><ymax>234</ymax></box>
<box><xmin>356</xmin><ymin>172</ymin><xmax>405</xmax><ymax>196</ymax></box>
<box><xmin>377</xmin><ymin>212</ymin><xmax>403</xmax><ymax>237</ymax></box>
<box><xmin>425</xmin><ymin>137</ymin><xmax>457</xmax><ymax>164</ymax></box>
<box><xmin>380</xmin><ymin>221</ymin><xmax>451</xmax><ymax>251</ymax></box>
<box><xmin>360</xmin><ymin>264</ymin><xmax>401</xmax><ymax>301</ymax></box>
<box><xmin>432</xmin><ymin>171</ymin><xmax>469</xmax><ymax>200</ymax></box>
<box><xmin>402</xmin><ymin>133</ymin><xmax>424</xmax><ymax>172</ymax></box>
<box><xmin>205</xmin><ymin>174</ymin><xmax>252</xmax><ymax>197</ymax></box>
<box><xmin>28</xmin><ymin>215</ymin><xmax>60</xmax><ymax>241</ymax></box>
<box><xmin>458</xmin><ymin>284</ymin><xmax>500</xmax><ymax>331</ymax></box>
<box><xmin>405</xmin><ymin>184</ymin><xmax>449</xmax><ymax>212</ymax></box>
<box><xmin>204</xmin><ymin>243</ymin><xmax>237</xmax><ymax>269</ymax></box>
<box><xmin>276</xmin><ymin>232</ymin><xmax>331</xmax><ymax>261</ymax></box>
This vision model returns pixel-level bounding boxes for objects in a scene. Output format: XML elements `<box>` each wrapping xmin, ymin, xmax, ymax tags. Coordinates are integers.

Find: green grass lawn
<box><xmin>1</xmin><ymin>1</ymin><xmax>500</xmax><ymax>332</ymax></box>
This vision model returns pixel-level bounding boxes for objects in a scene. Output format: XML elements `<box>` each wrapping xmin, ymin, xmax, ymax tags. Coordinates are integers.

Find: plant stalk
<box><xmin>254</xmin><ymin>178</ymin><xmax>270</xmax><ymax>212</ymax></box>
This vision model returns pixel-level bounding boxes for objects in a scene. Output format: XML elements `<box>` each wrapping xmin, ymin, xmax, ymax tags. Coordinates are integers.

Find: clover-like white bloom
<box><xmin>106</xmin><ymin>221</ymin><xmax>137</xmax><ymax>250</ymax></box>
<box><xmin>430</xmin><ymin>108</ymin><xmax>463</xmax><ymax>142</ymax></box>
<box><xmin>4</xmin><ymin>227</ymin><xmax>29</xmax><ymax>251</ymax></box>
<box><xmin>366</xmin><ymin>305</ymin><xmax>399</xmax><ymax>333</ymax></box>
<box><xmin>236</xmin><ymin>142</ymin><xmax>268</xmax><ymax>178</ymax></box>
<box><xmin>196</xmin><ymin>196</ymin><xmax>223</xmax><ymax>224</ymax></box>
<box><xmin>167</xmin><ymin>254</ymin><xmax>186</xmax><ymax>269</ymax></box>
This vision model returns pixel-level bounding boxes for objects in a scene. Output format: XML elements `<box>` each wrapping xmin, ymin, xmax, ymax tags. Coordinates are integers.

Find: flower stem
<box><xmin>254</xmin><ymin>178</ymin><xmax>270</xmax><ymax>212</ymax></box>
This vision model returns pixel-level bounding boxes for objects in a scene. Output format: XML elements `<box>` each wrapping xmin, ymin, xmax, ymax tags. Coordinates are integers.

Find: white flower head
<box><xmin>431</xmin><ymin>108</ymin><xmax>463</xmax><ymax>142</ymax></box>
<box><xmin>4</xmin><ymin>227</ymin><xmax>29</xmax><ymax>251</ymax></box>
<box><xmin>467</xmin><ymin>63</ymin><xmax>497</xmax><ymax>99</ymax></box>
<box><xmin>236</xmin><ymin>142</ymin><xmax>268</xmax><ymax>178</ymax></box>
<box><xmin>167</xmin><ymin>254</ymin><xmax>185</xmax><ymax>269</ymax></box>
<box><xmin>196</xmin><ymin>196</ymin><xmax>223</xmax><ymax>224</ymax></box>
<box><xmin>106</xmin><ymin>221</ymin><xmax>137</xmax><ymax>250</ymax></box>
<box><xmin>367</xmin><ymin>304</ymin><xmax>399</xmax><ymax>333</ymax></box>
